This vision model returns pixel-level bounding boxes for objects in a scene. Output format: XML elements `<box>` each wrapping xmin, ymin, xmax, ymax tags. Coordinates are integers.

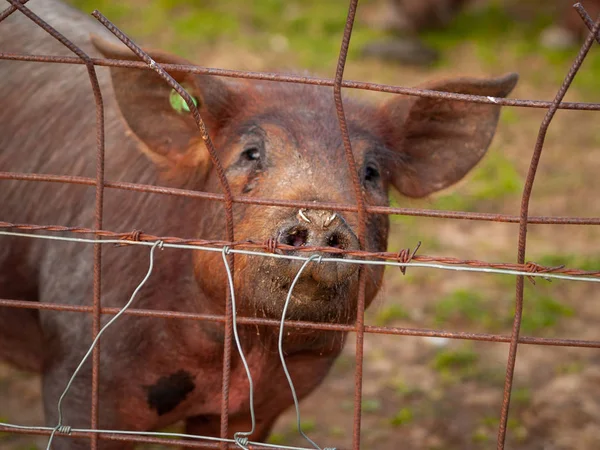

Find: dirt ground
<box><xmin>2</xmin><ymin>1</ymin><xmax>600</xmax><ymax>449</ymax></box>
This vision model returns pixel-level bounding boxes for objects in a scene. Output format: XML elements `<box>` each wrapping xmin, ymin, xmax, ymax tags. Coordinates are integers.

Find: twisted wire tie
<box><xmin>234</xmin><ymin>434</ymin><xmax>249</xmax><ymax>448</ymax></box>
<box><xmin>116</xmin><ymin>228</ymin><xmax>143</xmax><ymax>247</ymax></box>
<box><xmin>54</xmin><ymin>425</ymin><xmax>72</xmax><ymax>434</ymax></box>
<box><xmin>397</xmin><ymin>241</ymin><xmax>422</xmax><ymax>275</ymax></box>
<box><xmin>265</xmin><ymin>237</ymin><xmax>279</xmax><ymax>254</ymax></box>
<box><xmin>525</xmin><ymin>261</ymin><xmax>565</xmax><ymax>284</ymax></box>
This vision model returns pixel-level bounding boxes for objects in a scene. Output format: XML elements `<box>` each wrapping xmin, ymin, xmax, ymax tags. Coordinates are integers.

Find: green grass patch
<box><xmin>536</xmin><ymin>253</ymin><xmax>600</xmax><ymax>272</ymax></box>
<box><xmin>69</xmin><ymin>0</ymin><xmax>388</xmax><ymax>69</ymax></box>
<box><xmin>374</xmin><ymin>304</ymin><xmax>410</xmax><ymax>326</ymax></box>
<box><xmin>389</xmin><ymin>407</ymin><xmax>414</xmax><ymax>427</ymax></box>
<box><xmin>299</xmin><ymin>418</ymin><xmax>316</xmax><ymax>433</ymax></box>
<box><xmin>518</xmin><ymin>293</ymin><xmax>574</xmax><ymax>334</ymax></box>
<box><xmin>489</xmin><ymin>265</ymin><xmax>576</xmax><ymax>334</ymax></box>
<box><xmin>389</xmin><ymin>378</ymin><xmax>422</xmax><ymax>398</ymax></box>
<box><xmin>499</xmin><ymin>108</ymin><xmax>521</xmax><ymax>126</ymax></box>
<box><xmin>328</xmin><ymin>426</ymin><xmax>345</xmax><ymax>438</ymax></box>
<box><xmin>421</xmin><ymin>2</ymin><xmax>525</xmax><ymax>53</ymax></box>
<box><xmin>68</xmin><ymin>0</ymin><xmax>600</xmax><ymax>98</ymax></box>
<box><xmin>0</xmin><ymin>416</ymin><xmax>10</xmax><ymax>439</ymax></box>
<box><xmin>362</xmin><ymin>398</ymin><xmax>382</xmax><ymax>413</ymax></box>
<box><xmin>511</xmin><ymin>387</ymin><xmax>531</xmax><ymax>407</ymax></box>
<box><xmin>478</xmin><ymin>416</ymin><xmax>527</xmax><ymax>443</ymax></box>
<box><xmin>267</xmin><ymin>433</ymin><xmax>287</xmax><ymax>445</ymax></box>
<box><xmin>555</xmin><ymin>360</ymin><xmax>585</xmax><ymax>375</ymax></box>
<box><xmin>286</xmin><ymin>417</ymin><xmax>317</xmax><ymax>435</ymax></box>
<box><xmin>419</xmin><ymin>0</ymin><xmax>600</xmax><ymax>97</ymax></box>
<box><xmin>431</xmin><ymin>345</ymin><xmax>479</xmax><ymax>381</ymax></box>
<box><xmin>433</xmin><ymin>150</ymin><xmax>521</xmax><ymax>212</ymax></box>
<box><xmin>434</xmin><ymin>289</ymin><xmax>495</xmax><ymax>328</ymax></box>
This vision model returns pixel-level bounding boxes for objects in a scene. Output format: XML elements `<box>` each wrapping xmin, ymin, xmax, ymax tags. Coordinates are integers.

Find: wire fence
<box><xmin>0</xmin><ymin>0</ymin><xmax>599</xmax><ymax>449</ymax></box>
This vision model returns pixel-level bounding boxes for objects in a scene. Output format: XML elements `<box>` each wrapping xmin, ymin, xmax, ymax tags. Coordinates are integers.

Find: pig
<box><xmin>0</xmin><ymin>0</ymin><xmax>517</xmax><ymax>448</ymax></box>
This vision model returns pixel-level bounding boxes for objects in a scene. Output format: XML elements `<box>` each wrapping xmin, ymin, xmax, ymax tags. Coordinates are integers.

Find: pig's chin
<box><xmin>245</xmin><ymin>273</ymin><xmax>358</xmax><ymax>324</ymax></box>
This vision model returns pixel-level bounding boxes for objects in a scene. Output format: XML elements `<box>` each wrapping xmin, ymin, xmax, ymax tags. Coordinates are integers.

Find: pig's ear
<box><xmin>379</xmin><ymin>73</ymin><xmax>518</xmax><ymax>198</ymax></box>
<box><xmin>91</xmin><ymin>35</ymin><xmax>238</xmax><ymax>169</ymax></box>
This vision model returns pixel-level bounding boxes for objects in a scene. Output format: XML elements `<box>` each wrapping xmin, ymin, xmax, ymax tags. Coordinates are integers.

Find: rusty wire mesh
<box><xmin>1</xmin><ymin>0</ymin><xmax>600</xmax><ymax>449</ymax></box>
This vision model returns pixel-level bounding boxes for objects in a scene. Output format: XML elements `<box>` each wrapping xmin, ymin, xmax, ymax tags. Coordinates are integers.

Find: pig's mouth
<box><xmin>243</xmin><ymin>260</ymin><xmax>360</xmax><ymax>324</ymax></box>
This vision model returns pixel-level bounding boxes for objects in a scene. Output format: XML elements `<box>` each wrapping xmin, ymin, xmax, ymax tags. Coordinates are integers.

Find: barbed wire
<box><xmin>1</xmin><ymin>225</ymin><xmax>598</xmax><ymax>282</ymax></box>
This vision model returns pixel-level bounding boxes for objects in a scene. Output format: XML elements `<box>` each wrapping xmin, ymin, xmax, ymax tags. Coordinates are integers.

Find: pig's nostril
<box><xmin>326</xmin><ymin>232</ymin><xmax>345</xmax><ymax>249</ymax></box>
<box><xmin>282</xmin><ymin>227</ymin><xmax>309</xmax><ymax>247</ymax></box>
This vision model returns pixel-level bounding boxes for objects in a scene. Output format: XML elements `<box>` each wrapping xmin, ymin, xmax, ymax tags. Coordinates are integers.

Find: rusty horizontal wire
<box><xmin>4</xmin><ymin>51</ymin><xmax>600</xmax><ymax>111</ymax></box>
<box><xmin>1</xmin><ymin>298</ymin><xmax>599</xmax><ymax>349</ymax></box>
<box><xmin>2</xmin><ymin>171</ymin><xmax>599</xmax><ymax>225</ymax></box>
<box><xmin>1</xmin><ymin>221</ymin><xmax>599</xmax><ymax>278</ymax></box>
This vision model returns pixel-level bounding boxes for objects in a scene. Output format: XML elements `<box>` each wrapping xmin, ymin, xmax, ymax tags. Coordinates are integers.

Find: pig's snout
<box><xmin>276</xmin><ymin>209</ymin><xmax>360</xmax><ymax>285</ymax></box>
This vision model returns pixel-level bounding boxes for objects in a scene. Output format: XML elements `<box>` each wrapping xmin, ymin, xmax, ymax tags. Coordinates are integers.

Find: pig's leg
<box><xmin>0</xmin><ymin>242</ymin><xmax>44</xmax><ymax>372</ymax></box>
<box><xmin>184</xmin><ymin>413</ymin><xmax>277</xmax><ymax>445</ymax></box>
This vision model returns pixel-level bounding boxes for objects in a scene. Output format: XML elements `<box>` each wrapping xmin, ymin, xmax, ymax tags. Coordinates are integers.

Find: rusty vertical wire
<box><xmin>496</xmin><ymin>10</ymin><xmax>600</xmax><ymax>449</ymax></box>
<box><xmin>332</xmin><ymin>0</ymin><xmax>368</xmax><ymax>448</ymax></box>
<box><xmin>5</xmin><ymin>2</ymin><xmax>106</xmax><ymax>447</ymax></box>
<box><xmin>574</xmin><ymin>2</ymin><xmax>600</xmax><ymax>42</ymax></box>
<box><xmin>91</xmin><ymin>12</ymin><xmax>237</xmax><ymax>447</ymax></box>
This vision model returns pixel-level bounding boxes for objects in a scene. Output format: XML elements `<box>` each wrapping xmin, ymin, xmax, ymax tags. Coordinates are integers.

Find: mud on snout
<box><xmin>237</xmin><ymin>208</ymin><xmax>365</xmax><ymax>323</ymax></box>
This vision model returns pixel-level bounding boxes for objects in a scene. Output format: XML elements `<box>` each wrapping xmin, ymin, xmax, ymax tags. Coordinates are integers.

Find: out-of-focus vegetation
<box><xmin>68</xmin><ymin>0</ymin><xmax>600</xmax><ymax>97</ymax></box>
<box><xmin>68</xmin><ymin>0</ymin><xmax>388</xmax><ymax>68</ymax></box>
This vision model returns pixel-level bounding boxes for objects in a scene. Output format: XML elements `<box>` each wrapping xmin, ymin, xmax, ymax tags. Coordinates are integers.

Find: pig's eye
<box><xmin>364</xmin><ymin>164</ymin><xmax>380</xmax><ymax>183</ymax></box>
<box><xmin>241</xmin><ymin>146</ymin><xmax>261</xmax><ymax>162</ymax></box>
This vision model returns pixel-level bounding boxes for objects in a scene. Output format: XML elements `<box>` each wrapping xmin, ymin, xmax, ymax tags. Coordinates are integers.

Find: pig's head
<box><xmin>93</xmin><ymin>37</ymin><xmax>517</xmax><ymax>325</ymax></box>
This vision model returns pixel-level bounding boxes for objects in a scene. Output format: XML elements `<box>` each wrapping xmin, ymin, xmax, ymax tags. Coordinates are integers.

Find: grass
<box><xmin>267</xmin><ymin>432</ymin><xmax>287</xmax><ymax>445</ymax></box>
<box><xmin>476</xmin><ymin>415</ymin><xmax>528</xmax><ymax>444</ymax></box>
<box><xmin>373</xmin><ymin>303</ymin><xmax>410</xmax><ymax>326</ymax></box>
<box><xmin>67</xmin><ymin>0</ymin><xmax>600</xmax><ymax>97</ymax></box>
<box><xmin>388</xmin><ymin>407</ymin><xmax>413</xmax><ymax>427</ymax></box>
<box><xmin>432</xmin><ymin>149</ymin><xmax>521</xmax><ymax>212</ymax></box>
<box><xmin>518</xmin><ymin>291</ymin><xmax>575</xmax><ymax>334</ymax></box>
<box><xmin>362</xmin><ymin>398</ymin><xmax>382</xmax><ymax>413</ymax></box>
<box><xmin>420</xmin><ymin>0</ymin><xmax>600</xmax><ymax>99</ymax></box>
<box><xmin>68</xmin><ymin>0</ymin><xmax>388</xmax><ymax>69</ymax></box>
<box><xmin>555</xmin><ymin>360</ymin><xmax>585</xmax><ymax>375</ymax></box>
<box><xmin>459</xmin><ymin>270</ymin><xmax>577</xmax><ymax>335</ymax></box>
<box><xmin>328</xmin><ymin>426</ymin><xmax>345</xmax><ymax>438</ymax></box>
<box><xmin>431</xmin><ymin>345</ymin><xmax>479</xmax><ymax>381</ymax></box>
<box><xmin>511</xmin><ymin>387</ymin><xmax>532</xmax><ymax>408</ymax></box>
<box><xmin>536</xmin><ymin>253</ymin><xmax>600</xmax><ymax>272</ymax></box>
<box><xmin>0</xmin><ymin>416</ymin><xmax>8</xmax><ymax>439</ymax></box>
<box><xmin>434</xmin><ymin>289</ymin><xmax>494</xmax><ymax>328</ymax></box>
<box><xmin>298</xmin><ymin>418</ymin><xmax>316</xmax><ymax>433</ymax></box>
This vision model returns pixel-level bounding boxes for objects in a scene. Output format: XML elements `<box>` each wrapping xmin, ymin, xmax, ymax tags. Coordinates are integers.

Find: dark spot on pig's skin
<box><xmin>145</xmin><ymin>370</ymin><xmax>195</xmax><ymax>416</ymax></box>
